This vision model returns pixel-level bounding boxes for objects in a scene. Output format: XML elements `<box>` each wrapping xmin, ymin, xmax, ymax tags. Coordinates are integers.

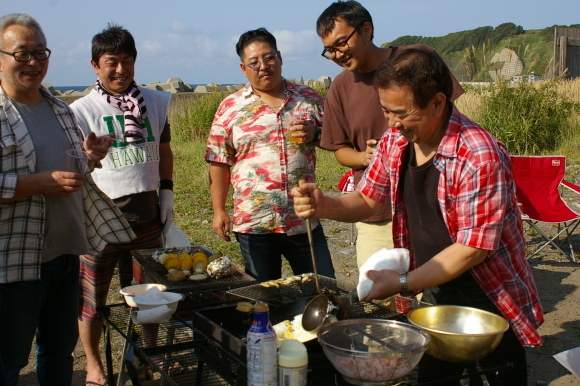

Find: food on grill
<box><xmin>208</xmin><ymin>254</ymin><xmax>220</xmax><ymax>263</ymax></box>
<box><xmin>192</xmin><ymin>252</ymin><xmax>209</xmax><ymax>273</ymax></box>
<box><xmin>164</xmin><ymin>254</ymin><xmax>180</xmax><ymax>270</ymax></box>
<box><xmin>206</xmin><ymin>256</ymin><xmax>233</xmax><ymax>278</ymax></box>
<box><xmin>259</xmin><ymin>273</ymin><xmax>313</xmax><ymax>288</ymax></box>
<box><xmin>167</xmin><ymin>270</ymin><xmax>187</xmax><ymax>282</ymax></box>
<box><xmin>236</xmin><ymin>302</ymin><xmax>254</xmax><ymax>312</ymax></box>
<box><xmin>272</xmin><ymin>314</ymin><xmax>318</xmax><ymax>346</ymax></box>
<box><xmin>189</xmin><ymin>273</ymin><xmax>209</xmax><ymax>281</ymax></box>
<box><xmin>179</xmin><ymin>256</ymin><xmax>193</xmax><ymax>271</ymax></box>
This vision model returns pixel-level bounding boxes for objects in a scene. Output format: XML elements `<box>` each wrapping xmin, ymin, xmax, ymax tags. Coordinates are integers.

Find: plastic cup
<box><xmin>286</xmin><ymin>112</ymin><xmax>309</xmax><ymax>144</ymax></box>
<box><xmin>66</xmin><ymin>149</ymin><xmax>90</xmax><ymax>174</ymax></box>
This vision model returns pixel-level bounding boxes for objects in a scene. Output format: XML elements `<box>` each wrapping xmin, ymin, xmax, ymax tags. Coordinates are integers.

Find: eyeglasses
<box><xmin>0</xmin><ymin>48</ymin><xmax>51</xmax><ymax>62</ymax></box>
<box><xmin>321</xmin><ymin>28</ymin><xmax>358</xmax><ymax>59</ymax></box>
<box><xmin>244</xmin><ymin>52</ymin><xmax>278</xmax><ymax>71</ymax></box>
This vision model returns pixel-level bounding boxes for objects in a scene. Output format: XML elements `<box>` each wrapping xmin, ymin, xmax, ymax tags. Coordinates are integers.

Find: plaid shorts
<box><xmin>79</xmin><ymin>218</ymin><xmax>163</xmax><ymax>321</ymax></box>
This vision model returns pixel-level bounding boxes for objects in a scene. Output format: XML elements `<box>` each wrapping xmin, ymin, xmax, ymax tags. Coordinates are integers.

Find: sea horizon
<box><xmin>52</xmin><ymin>84</ymin><xmax>237</xmax><ymax>92</ymax></box>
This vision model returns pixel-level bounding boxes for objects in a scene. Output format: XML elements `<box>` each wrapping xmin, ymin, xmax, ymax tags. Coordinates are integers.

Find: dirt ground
<box><xmin>19</xmin><ymin>210</ymin><xmax>580</xmax><ymax>385</ymax></box>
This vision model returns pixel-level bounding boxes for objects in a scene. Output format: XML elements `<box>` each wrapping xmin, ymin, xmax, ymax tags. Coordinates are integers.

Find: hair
<box><xmin>236</xmin><ymin>28</ymin><xmax>277</xmax><ymax>59</ymax></box>
<box><xmin>374</xmin><ymin>48</ymin><xmax>453</xmax><ymax>109</ymax></box>
<box><xmin>0</xmin><ymin>14</ymin><xmax>46</xmax><ymax>49</ymax></box>
<box><xmin>316</xmin><ymin>0</ymin><xmax>373</xmax><ymax>40</ymax></box>
<box><xmin>91</xmin><ymin>23</ymin><xmax>137</xmax><ymax>64</ymax></box>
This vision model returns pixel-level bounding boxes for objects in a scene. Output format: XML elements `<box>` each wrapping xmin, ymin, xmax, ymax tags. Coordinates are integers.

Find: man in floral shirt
<box><xmin>205</xmin><ymin>28</ymin><xmax>334</xmax><ymax>282</ymax></box>
<box><xmin>292</xmin><ymin>49</ymin><xmax>542</xmax><ymax>385</ymax></box>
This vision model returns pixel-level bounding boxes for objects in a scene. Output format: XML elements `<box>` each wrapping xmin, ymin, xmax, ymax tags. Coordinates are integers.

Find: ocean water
<box><xmin>53</xmin><ymin>84</ymin><xmax>234</xmax><ymax>92</ymax></box>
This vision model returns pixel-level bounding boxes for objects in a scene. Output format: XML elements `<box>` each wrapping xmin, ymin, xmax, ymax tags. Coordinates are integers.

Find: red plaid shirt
<box><xmin>359</xmin><ymin>105</ymin><xmax>544</xmax><ymax>347</ymax></box>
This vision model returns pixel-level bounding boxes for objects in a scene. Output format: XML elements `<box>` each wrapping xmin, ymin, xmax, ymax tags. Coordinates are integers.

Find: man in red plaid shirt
<box><xmin>292</xmin><ymin>48</ymin><xmax>543</xmax><ymax>385</ymax></box>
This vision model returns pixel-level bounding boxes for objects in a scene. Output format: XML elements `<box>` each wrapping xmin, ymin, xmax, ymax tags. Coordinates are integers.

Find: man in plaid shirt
<box><xmin>0</xmin><ymin>14</ymin><xmax>133</xmax><ymax>386</ymax></box>
<box><xmin>292</xmin><ymin>48</ymin><xmax>543</xmax><ymax>385</ymax></box>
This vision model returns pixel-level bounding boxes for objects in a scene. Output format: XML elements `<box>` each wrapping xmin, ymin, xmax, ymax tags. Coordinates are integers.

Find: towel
<box><xmin>357</xmin><ymin>248</ymin><xmax>410</xmax><ymax>301</ymax></box>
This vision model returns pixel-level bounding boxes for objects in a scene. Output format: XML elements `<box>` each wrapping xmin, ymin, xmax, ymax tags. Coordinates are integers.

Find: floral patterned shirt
<box><xmin>205</xmin><ymin>80</ymin><xmax>323</xmax><ymax>235</ymax></box>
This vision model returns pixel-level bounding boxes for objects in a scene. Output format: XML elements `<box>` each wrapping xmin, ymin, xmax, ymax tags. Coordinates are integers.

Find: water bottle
<box><xmin>247</xmin><ymin>302</ymin><xmax>278</xmax><ymax>386</ymax></box>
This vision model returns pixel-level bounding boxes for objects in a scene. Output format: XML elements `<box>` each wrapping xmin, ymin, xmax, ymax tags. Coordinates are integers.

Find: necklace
<box><xmin>253</xmin><ymin>82</ymin><xmax>286</xmax><ymax>109</ymax></box>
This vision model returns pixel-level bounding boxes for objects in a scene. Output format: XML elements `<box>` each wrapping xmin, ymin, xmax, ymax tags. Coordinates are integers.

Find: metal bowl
<box><xmin>317</xmin><ymin>319</ymin><xmax>431</xmax><ymax>385</ymax></box>
<box><xmin>407</xmin><ymin>305</ymin><xmax>509</xmax><ymax>363</ymax></box>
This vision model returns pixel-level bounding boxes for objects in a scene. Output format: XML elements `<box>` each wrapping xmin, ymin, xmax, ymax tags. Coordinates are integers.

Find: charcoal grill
<box><xmin>131</xmin><ymin>246</ymin><xmax>255</xmax><ymax>292</ymax></box>
<box><xmin>101</xmin><ymin>287</ymin><xmax>513</xmax><ymax>385</ymax></box>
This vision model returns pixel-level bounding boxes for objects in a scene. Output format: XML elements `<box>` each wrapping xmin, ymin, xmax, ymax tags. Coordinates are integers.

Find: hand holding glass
<box><xmin>286</xmin><ymin>112</ymin><xmax>309</xmax><ymax>144</ymax></box>
<box><xmin>66</xmin><ymin>149</ymin><xmax>90</xmax><ymax>175</ymax></box>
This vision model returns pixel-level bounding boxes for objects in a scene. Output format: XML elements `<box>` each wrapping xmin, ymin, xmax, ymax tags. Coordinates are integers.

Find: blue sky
<box><xmin>2</xmin><ymin>0</ymin><xmax>579</xmax><ymax>86</ymax></box>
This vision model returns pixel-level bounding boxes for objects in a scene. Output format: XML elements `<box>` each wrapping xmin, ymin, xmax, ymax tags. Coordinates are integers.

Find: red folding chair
<box><xmin>510</xmin><ymin>155</ymin><xmax>580</xmax><ymax>262</ymax></box>
<box><xmin>337</xmin><ymin>169</ymin><xmax>356</xmax><ymax>245</ymax></box>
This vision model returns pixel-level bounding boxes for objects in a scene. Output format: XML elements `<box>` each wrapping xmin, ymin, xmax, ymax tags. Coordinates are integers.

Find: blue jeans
<box><xmin>235</xmin><ymin>223</ymin><xmax>335</xmax><ymax>282</ymax></box>
<box><xmin>0</xmin><ymin>254</ymin><xmax>80</xmax><ymax>386</ymax></box>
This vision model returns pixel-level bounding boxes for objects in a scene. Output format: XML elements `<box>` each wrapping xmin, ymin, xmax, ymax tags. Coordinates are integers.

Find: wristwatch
<box><xmin>399</xmin><ymin>273</ymin><xmax>411</xmax><ymax>296</ymax></box>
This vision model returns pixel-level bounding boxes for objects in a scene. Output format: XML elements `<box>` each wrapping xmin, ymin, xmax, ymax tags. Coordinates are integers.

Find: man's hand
<box><xmin>212</xmin><ymin>211</ymin><xmax>231</xmax><ymax>241</ymax></box>
<box><xmin>291</xmin><ymin>182</ymin><xmax>326</xmax><ymax>219</ymax></box>
<box><xmin>37</xmin><ymin>170</ymin><xmax>85</xmax><ymax>197</ymax></box>
<box><xmin>159</xmin><ymin>190</ymin><xmax>174</xmax><ymax>235</ymax></box>
<box><xmin>288</xmin><ymin>117</ymin><xmax>315</xmax><ymax>144</ymax></box>
<box><xmin>360</xmin><ymin>138</ymin><xmax>379</xmax><ymax>167</ymax></box>
<box><xmin>362</xmin><ymin>269</ymin><xmax>401</xmax><ymax>301</ymax></box>
<box><xmin>83</xmin><ymin>132</ymin><xmax>113</xmax><ymax>163</ymax></box>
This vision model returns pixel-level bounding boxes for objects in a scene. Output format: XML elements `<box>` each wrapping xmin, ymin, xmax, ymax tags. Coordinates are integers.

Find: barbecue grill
<box><xmin>101</xmin><ymin>281</ymin><xmax>513</xmax><ymax>386</ymax></box>
<box><xmin>131</xmin><ymin>247</ymin><xmax>255</xmax><ymax>292</ymax></box>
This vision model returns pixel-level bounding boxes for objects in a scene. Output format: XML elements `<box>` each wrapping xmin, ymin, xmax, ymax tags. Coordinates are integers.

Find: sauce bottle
<box><xmin>278</xmin><ymin>339</ymin><xmax>307</xmax><ymax>386</ymax></box>
<box><xmin>247</xmin><ymin>302</ymin><xmax>277</xmax><ymax>386</ymax></box>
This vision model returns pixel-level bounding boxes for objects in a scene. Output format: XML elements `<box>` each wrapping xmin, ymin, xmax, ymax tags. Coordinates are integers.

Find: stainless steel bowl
<box><xmin>407</xmin><ymin>305</ymin><xmax>509</xmax><ymax>363</ymax></box>
<box><xmin>317</xmin><ymin>319</ymin><xmax>431</xmax><ymax>385</ymax></box>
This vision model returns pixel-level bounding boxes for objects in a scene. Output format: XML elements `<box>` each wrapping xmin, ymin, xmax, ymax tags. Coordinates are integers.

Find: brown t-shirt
<box><xmin>321</xmin><ymin>44</ymin><xmax>464</xmax><ymax>222</ymax></box>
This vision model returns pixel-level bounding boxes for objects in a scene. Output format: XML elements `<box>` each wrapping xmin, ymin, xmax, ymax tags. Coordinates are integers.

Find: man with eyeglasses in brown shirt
<box><xmin>316</xmin><ymin>1</ymin><xmax>464</xmax><ymax>268</ymax></box>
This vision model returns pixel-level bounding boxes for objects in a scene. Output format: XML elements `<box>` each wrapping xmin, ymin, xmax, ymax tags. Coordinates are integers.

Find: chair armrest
<box><xmin>561</xmin><ymin>180</ymin><xmax>580</xmax><ymax>194</ymax></box>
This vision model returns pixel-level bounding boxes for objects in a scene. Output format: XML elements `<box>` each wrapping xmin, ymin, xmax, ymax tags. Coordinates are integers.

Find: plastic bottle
<box><xmin>278</xmin><ymin>340</ymin><xmax>307</xmax><ymax>386</ymax></box>
<box><xmin>247</xmin><ymin>302</ymin><xmax>278</xmax><ymax>386</ymax></box>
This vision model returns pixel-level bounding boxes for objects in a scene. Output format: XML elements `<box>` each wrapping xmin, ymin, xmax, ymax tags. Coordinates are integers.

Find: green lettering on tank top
<box><xmin>104</xmin><ymin>115</ymin><xmax>155</xmax><ymax>147</ymax></box>
<box><xmin>109</xmin><ymin>151</ymin><xmax>122</xmax><ymax>168</ymax></box>
<box><xmin>122</xmin><ymin>149</ymin><xmax>134</xmax><ymax>165</ymax></box>
<box><xmin>131</xmin><ymin>117</ymin><xmax>155</xmax><ymax>145</ymax></box>
<box><xmin>127</xmin><ymin>147</ymin><xmax>146</xmax><ymax>163</ymax></box>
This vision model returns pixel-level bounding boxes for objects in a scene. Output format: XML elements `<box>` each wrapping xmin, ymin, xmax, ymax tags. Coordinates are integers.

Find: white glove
<box><xmin>159</xmin><ymin>190</ymin><xmax>174</xmax><ymax>235</ymax></box>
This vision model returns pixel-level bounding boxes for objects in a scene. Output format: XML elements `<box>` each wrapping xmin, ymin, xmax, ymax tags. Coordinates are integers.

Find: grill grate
<box><xmin>131</xmin><ymin>247</ymin><xmax>255</xmax><ymax>292</ymax></box>
<box><xmin>104</xmin><ymin>303</ymin><xmax>248</xmax><ymax>386</ymax></box>
<box><xmin>226</xmin><ymin>274</ymin><xmax>354</xmax><ymax>306</ymax></box>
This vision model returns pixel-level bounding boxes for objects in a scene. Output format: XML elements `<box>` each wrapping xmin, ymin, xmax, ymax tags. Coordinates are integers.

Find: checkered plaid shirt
<box><xmin>359</xmin><ymin>104</ymin><xmax>544</xmax><ymax>347</ymax></box>
<box><xmin>0</xmin><ymin>85</ymin><xmax>135</xmax><ymax>283</ymax></box>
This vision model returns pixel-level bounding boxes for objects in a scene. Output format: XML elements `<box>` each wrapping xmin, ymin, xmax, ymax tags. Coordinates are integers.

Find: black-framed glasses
<box><xmin>244</xmin><ymin>52</ymin><xmax>278</xmax><ymax>71</ymax></box>
<box><xmin>321</xmin><ymin>28</ymin><xmax>358</xmax><ymax>59</ymax></box>
<box><xmin>0</xmin><ymin>48</ymin><xmax>51</xmax><ymax>62</ymax></box>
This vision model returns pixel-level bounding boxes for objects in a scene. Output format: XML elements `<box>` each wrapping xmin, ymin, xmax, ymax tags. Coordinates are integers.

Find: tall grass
<box><xmin>457</xmin><ymin>80</ymin><xmax>579</xmax><ymax>155</ymax></box>
<box><xmin>169</xmin><ymin>92</ymin><xmax>226</xmax><ymax>143</ymax></box>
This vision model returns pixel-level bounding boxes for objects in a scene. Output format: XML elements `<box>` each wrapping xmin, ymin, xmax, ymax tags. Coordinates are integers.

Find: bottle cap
<box><xmin>278</xmin><ymin>339</ymin><xmax>308</xmax><ymax>367</ymax></box>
